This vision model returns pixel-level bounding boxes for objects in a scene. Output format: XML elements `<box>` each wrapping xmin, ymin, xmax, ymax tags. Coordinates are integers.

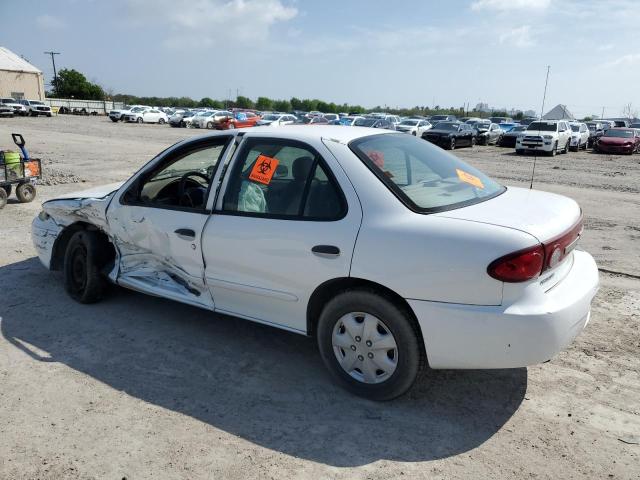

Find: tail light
<box><xmin>488</xmin><ymin>217</ymin><xmax>583</xmax><ymax>283</ymax></box>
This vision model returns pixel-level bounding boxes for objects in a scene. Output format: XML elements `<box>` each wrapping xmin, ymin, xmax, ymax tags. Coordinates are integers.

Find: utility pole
<box><xmin>44</xmin><ymin>51</ymin><xmax>60</xmax><ymax>94</ymax></box>
<box><xmin>601</xmin><ymin>106</ymin><xmax>605</xmax><ymax>120</ymax></box>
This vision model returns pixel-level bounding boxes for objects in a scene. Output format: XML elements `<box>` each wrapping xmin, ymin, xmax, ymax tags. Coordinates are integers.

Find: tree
<box><xmin>273</xmin><ymin>99</ymin><xmax>291</xmax><ymax>112</ymax></box>
<box><xmin>290</xmin><ymin>97</ymin><xmax>303</xmax><ymax>111</ymax></box>
<box><xmin>235</xmin><ymin>95</ymin><xmax>254</xmax><ymax>109</ymax></box>
<box><xmin>53</xmin><ymin>68</ymin><xmax>105</xmax><ymax>100</ymax></box>
<box><xmin>255</xmin><ymin>96</ymin><xmax>273</xmax><ymax>111</ymax></box>
<box><xmin>199</xmin><ymin>97</ymin><xmax>217</xmax><ymax>108</ymax></box>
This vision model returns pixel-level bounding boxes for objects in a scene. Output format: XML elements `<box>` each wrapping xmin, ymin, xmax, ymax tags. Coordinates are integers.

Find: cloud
<box><xmin>604</xmin><ymin>53</ymin><xmax>640</xmax><ymax>68</ymax></box>
<box><xmin>126</xmin><ymin>0</ymin><xmax>297</xmax><ymax>49</ymax></box>
<box><xmin>36</xmin><ymin>14</ymin><xmax>66</xmax><ymax>30</ymax></box>
<box><xmin>499</xmin><ymin>25</ymin><xmax>535</xmax><ymax>47</ymax></box>
<box><xmin>471</xmin><ymin>0</ymin><xmax>551</xmax><ymax>11</ymax></box>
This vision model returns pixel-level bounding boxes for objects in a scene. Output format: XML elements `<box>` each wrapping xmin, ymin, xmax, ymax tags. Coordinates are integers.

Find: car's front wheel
<box><xmin>317</xmin><ymin>290</ymin><xmax>424</xmax><ymax>400</ymax></box>
<box><xmin>63</xmin><ymin>231</ymin><xmax>109</xmax><ymax>303</ymax></box>
<box><xmin>137</xmin><ymin>117</ymin><xmax>143</xmax><ymax>124</ymax></box>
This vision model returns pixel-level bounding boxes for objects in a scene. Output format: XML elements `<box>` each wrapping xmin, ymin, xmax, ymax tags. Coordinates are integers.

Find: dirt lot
<box><xmin>0</xmin><ymin>116</ymin><xmax>638</xmax><ymax>480</ymax></box>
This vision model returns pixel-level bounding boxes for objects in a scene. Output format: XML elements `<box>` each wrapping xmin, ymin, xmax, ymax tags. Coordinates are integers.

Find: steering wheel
<box><xmin>178</xmin><ymin>171</ymin><xmax>210</xmax><ymax>208</ymax></box>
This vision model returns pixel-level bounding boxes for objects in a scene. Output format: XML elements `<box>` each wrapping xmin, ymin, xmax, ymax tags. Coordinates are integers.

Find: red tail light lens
<box><xmin>488</xmin><ymin>245</ymin><xmax>545</xmax><ymax>282</ymax></box>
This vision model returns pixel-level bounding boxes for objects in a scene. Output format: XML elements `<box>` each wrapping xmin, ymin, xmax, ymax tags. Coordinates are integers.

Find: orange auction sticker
<box><xmin>456</xmin><ymin>168</ymin><xmax>484</xmax><ymax>189</ymax></box>
<box><xmin>249</xmin><ymin>155</ymin><xmax>280</xmax><ymax>185</ymax></box>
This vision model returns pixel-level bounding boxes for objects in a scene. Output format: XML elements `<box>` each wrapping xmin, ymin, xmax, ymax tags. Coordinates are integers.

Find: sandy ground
<box><xmin>0</xmin><ymin>116</ymin><xmax>638</xmax><ymax>480</ymax></box>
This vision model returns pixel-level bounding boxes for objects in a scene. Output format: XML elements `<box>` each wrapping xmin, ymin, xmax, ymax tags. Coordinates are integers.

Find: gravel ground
<box><xmin>0</xmin><ymin>116</ymin><xmax>638</xmax><ymax>480</ymax></box>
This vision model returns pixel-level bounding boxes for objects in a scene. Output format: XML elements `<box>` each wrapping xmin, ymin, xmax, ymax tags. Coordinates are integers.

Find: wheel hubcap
<box><xmin>332</xmin><ymin>312</ymin><xmax>398</xmax><ymax>384</ymax></box>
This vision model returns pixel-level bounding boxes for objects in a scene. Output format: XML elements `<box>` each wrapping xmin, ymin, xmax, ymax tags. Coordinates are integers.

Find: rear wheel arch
<box><xmin>51</xmin><ymin>222</ymin><xmax>116</xmax><ymax>272</ymax></box>
<box><xmin>306</xmin><ymin>277</ymin><xmax>425</xmax><ymax>348</ymax></box>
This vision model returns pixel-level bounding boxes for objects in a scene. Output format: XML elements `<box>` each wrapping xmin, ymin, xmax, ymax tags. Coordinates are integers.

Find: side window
<box><xmin>129</xmin><ymin>141</ymin><xmax>229</xmax><ymax>210</ymax></box>
<box><xmin>222</xmin><ymin>140</ymin><xmax>345</xmax><ymax>220</ymax></box>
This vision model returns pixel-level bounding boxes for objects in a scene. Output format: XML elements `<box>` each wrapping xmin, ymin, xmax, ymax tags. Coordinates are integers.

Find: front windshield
<box><xmin>350</xmin><ymin>134</ymin><xmax>504</xmax><ymax>212</ymax></box>
<box><xmin>603</xmin><ymin>129</ymin><xmax>633</xmax><ymax>138</ymax></box>
<box><xmin>433</xmin><ymin>123</ymin><xmax>459</xmax><ymax>131</ymax></box>
<box><xmin>400</xmin><ymin>120</ymin><xmax>419</xmax><ymax>126</ymax></box>
<box><xmin>354</xmin><ymin>118</ymin><xmax>377</xmax><ymax>127</ymax></box>
<box><xmin>527</xmin><ymin>122</ymin><xmax>557</xmax><ymax>132</ymax></box>
<box><xmin>570</xmin><ymin>125</ymin><xmax>580</xmax><ymax>132</ymax></box>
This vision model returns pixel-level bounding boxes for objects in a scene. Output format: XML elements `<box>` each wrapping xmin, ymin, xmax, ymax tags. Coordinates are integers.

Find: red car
<box><xmin>217</xmin><ymin>111</ymin><xmax>261</xmax><ymax>130</ymax></box>
<box><xmin>594</xmin><ymin>128</ymin><xmax>640</xmax><ymax>155</ymax></box>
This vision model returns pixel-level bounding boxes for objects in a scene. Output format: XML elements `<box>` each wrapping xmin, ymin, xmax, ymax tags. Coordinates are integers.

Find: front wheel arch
<box><xmin>51</xmin><ymin>222</ymin><xmax>116</xmax><ymax>272</ymax></box>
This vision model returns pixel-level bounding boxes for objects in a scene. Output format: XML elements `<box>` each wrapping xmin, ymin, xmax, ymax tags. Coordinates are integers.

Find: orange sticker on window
<box><xmin>249</xmin><ymin>155</ymin><xmax>280</xmax><ymax>185</ymax></box>
<box><xmin>456</xmin><ymin>168</ymin><xmax>484</xmax><ymax>189</ymax></box>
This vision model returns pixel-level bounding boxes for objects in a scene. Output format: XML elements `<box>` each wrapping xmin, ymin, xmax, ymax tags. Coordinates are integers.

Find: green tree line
<box><xmin>47</xmin><ymin>68</ymin><xmax>528</xmax><ymax>118</ymax></box>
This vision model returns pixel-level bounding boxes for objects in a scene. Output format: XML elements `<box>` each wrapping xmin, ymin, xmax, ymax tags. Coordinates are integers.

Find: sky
<box><xmin>3</xmin><ymin>0</ymin><xmax>640</xmax><ymax>118</ymax></box>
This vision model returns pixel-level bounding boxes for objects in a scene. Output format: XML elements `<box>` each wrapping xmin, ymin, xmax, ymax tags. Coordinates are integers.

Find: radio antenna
<box><xmin>530</xmin><ymin>65</ymin><xmax>551</xmax><ymax>189</ymax></box>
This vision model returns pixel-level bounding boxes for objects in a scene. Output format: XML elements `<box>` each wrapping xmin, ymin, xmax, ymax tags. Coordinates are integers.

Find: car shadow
<box><xmin>1</xmin><ymin>258</ymin><xmax>527</xmax><ymax>467</ymax></box>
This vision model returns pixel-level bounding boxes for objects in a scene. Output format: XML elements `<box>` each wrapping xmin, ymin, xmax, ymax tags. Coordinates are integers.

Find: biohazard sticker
<box><xmin>456</xmin><ymin>168</ymin><xmax>484</xmax><ymax>189</ymax></box>
<box><xmin>249</xmin><ymin>155</ymin><xmax>280</xmax><ymax>185</ymax></box>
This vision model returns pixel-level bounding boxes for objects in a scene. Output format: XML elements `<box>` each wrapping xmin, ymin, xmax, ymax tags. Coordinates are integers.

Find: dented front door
<box><xmin>106</xmin><ymin>136</ymin><xmax>232</xmax><ymax>309</ymax></box>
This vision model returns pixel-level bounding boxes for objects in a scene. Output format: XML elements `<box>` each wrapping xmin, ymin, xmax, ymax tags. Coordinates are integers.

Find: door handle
<box><xmin>312</xmin><ymin>245</ymin><xmax>340</xmax><ymax>256</ymax></box>
<box><xmin>174</xmin><ymin>228</ymin><xmax>196</xmax><ymax>240</ymax></box>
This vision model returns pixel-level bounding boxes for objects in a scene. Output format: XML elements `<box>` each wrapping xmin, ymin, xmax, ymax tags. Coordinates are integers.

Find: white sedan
<box><xmin>31</xmin><ymin>126</ymin><xmax>599</xmax><ymax>400</ymax></box>
<box><xmin>395</xmin><ymin>119</ymin><xmax>432</xmax><ymax>136</ymax></box>
<box><xmin>125</xmin><ymin>108</ymin><xmax>169</xmax><ymax>124</ymax></box>
<box><xmin>256</xmin><ymin>114</ymin><xmax>298</xmax><ymax>126</ymax></box>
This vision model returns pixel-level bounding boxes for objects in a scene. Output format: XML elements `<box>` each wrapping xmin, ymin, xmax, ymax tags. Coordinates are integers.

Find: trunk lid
<box><xmin>434</xmin><ymin>186</ymin><xmax>581</xmax><ymax>243</ymax></box>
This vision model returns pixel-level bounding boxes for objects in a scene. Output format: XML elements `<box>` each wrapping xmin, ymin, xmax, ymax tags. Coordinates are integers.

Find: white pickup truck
<box><xmin>515</xmin><ymin>120</ymin><xmax>572</xmax><ymax>156</ymax></box>
<box><xmin>109</xmin><ymin>105</ymin><xmax>150</xmax><ymax>122</ymax></box>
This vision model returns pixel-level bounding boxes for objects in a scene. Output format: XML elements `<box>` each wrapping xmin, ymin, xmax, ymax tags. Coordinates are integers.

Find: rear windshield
<box><xmin>350</xmin><ymin>134</ymin><xmax>505</xmax><ymax>212</ymax></box>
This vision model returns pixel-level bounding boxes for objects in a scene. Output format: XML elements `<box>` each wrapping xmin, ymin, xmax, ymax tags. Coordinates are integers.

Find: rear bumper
<box><xmin>408</xmin><ymin>250</ymin><xmax>599</xmax><ymax>369</ymax></box>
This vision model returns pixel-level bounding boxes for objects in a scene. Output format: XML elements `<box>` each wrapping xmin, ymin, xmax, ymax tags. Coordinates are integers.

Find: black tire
<box><xmin>206</xmin><ymin>121</ymin><xmax>213</xmax><ymax>129</ymax></box>
<box><xmin>16</xmin><ymin>183</ymin><xmax>36</xmax><ymax>203</ymax></box>
<box><xmin>516</xmin><ymin>149</ymin><xmax>524</xmax><ymax>155</ymax></box>
<box><xmin>449</xmin><ymin>138</ymin><xmax>456</xmax><ymax>150</ymax></box>
<box><xmin>317</xmin><ymin>290</ymin><xmax>425</xmax><ymax>401</ymax></box>
<box><xmin>63</xmin><ymin>230</ymin><xmax>109</xmax><ymax>303</ymax></box>
<box><xmin>158</xmin><ymin>118</ymin><xmax>166</xmax><ymax>124</ymax></box>
<box><xmin>563</xmin><ymin>139</ymin><xmax>570</xmax><ymax>154</ymax></box>
<box><xmin>137</xmin><ymin>117</ymin><xmax>143</xmax><ymax>124</ymax></box>
<box><xmin>47</xmin><ymin>113</ymin><xmax>52</xmax><ymax>117</ymax></box>
<box><xmin>549</xmin><ymin>142</ymin><xmax>558</xmax><ymax>157</ymax></box>
<box><xmin>471</xmin><ymin>137</ymin><xmax>477</xmax><ymax>147</ymax></box>
<box><xmin>2</xmin><ymin>184</ymin><xmax>11</xmax><ymax>196</ymax></box>
<box><xmin>0</xmin><ymin>187</ymin><xmax>6</xmax><ymax>209</ymax></box>
<box><xmin>110</xmin><ymin>117</ymin><xmax>119</xmax><ymax>122</ymax></box>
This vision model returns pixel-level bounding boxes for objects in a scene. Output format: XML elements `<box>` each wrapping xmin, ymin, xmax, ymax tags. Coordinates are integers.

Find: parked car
<box><xmin>338</xmin><ymin>116</ymin><xmax>365</xmax><ymax>126</ymax></box>
<box><xmin>472</xmin><ymin>121</ymin><xmax>503</xmax><ymax>145</ymax></box>
<box><xmin>498</xmin><ymin>125</ymin><xmax>527</xmax><ymax>147</ymax></box>
<box><xmin>395</xmin><ymin>119</ymin><xmax>432</xmax><ymax>136</ymax></box>
<box><xmin>429</xmin><ymin>114</ymin><xmax>457</xmax><ymax>123</ymax></box>
<box><xmin>593</xmin><ymin>128</ymin><xmax>640</xmax><ymax>155</ymax></box>
<box><xmin>192</xmin><ymin>110</ymin><xmax>233</xmax><ymax>129</ymax></box>
<box><xmin>519</xmin><ymin>117</ymin><xmax>537</xmax><ymax>126</ymax></box>
<box><xmin>169</xmin><ymin>110</ymin><xmax>195</xmax><ymax>128</ymax></box>
<box><xmin>569</xmin><ymin>122</ymin><xmax>590</xmax><ymax>151</ymax></box>
<box><xmin>353</xmin><ymin>118</ymin><xmax>395</xmax><ymax>130</ymax></box>
<box><xmin>125</xmin><ymin>107</ymin><xmax>168</xmax><ymax>124</ymax></box>
<box><xmin>610</xmin><ymin>119</ymin><xmax>630</xmax><ymax>128</ymax></box>
<box><xmin>515</xmin><ymin>120</ymin><xmax>572</xmax><ymax>156</ymax></box>
<box><xmin>496</xmin><ymin>122</ymin><xmax>518</xmax><ymax>132</ymax></box>
<box><xmin>629</xmin><ymin>122</ymin><xmax>640</xmax><ymax>130</ymax></box>
<box><xmin>586</xmin><ymin>122</ymin><xmax>605</xmax><ymax>147</ymax></box>
<box><xmin>323</xmin><ymin>113</ymin><xmax>340</xmax><ymax>122</ymax></box>
<box><xmin>0</xmin><ymin>103</ymin><xmax>13</xmax><ymax>117</ymax></box>
<box><xmin>109</xmin><ymin>105</ymin><xmax>149</xmax><ymax>122</ymax></box>
<box><xmin>489</xmin><ymin>117</ymin><xmax>513</xmax><ymax>124</ymax></box>
<box><xmin>217</xmin><ymin>111</ymin><xmax>261</xmax><ymax>130</ymax></box>
<box><xmin>256</xmin><ymin>114</ymin><xmax>298</xmax><ymax>126</ymax></box>
<box><xmin>31</xmin><ymin>126</ymin><xmax>598</xmax><ymax>400</ymax></box>
<box><xmin>20</xmin><ymin>100</ymin><xmax>52</xmax><ymax>117</ymax></box>
<box><xmin>422</xmin><ymin>122</ymin><xmax>475</xmax><ymax>149</ymax></box>
<box><xmin>1</xmin><ymin>98</ymin><xmax>27</xmax><ymax>115</ymax></box>
<box><xmin>298</xmin><ymin>116</ymin><xmax>330</xmax><ymax>125</ymax></box>
<box><xmin>598</xmin><ymin>120</ymin><xmax>615</xmax><ymax>130</ymax></box>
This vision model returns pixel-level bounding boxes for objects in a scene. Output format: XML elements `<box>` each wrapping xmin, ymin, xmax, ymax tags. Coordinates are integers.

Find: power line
<box><xmin>44</xmin><ymin>51</ymin><xmax>60</xmax><ymax>93</ymax></box>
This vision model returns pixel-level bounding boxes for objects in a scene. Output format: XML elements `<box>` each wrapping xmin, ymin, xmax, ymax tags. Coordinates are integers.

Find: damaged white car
<box><xmin>32</xmin><ymin>126</ymin><xmax>599</xmax><ymax>400</ymax></box>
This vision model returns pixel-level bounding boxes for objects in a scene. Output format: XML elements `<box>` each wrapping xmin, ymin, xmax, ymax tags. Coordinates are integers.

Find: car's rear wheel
<box><xmin>63</xmin><ymin>231</ymin><xmax>109</xmax><ymax>303</ymax></box>
<box><xmin>158</xmin><ymin>118</ymin><xmax>165</xmax><ymax>124</ymax></box>
<box><xmin>206</xmin><ymin>121</ymin><xmax>213</xmax><ymax>129</ymax></box>
<box><xmin>449</xmin><ymin>138</ymin><xmax>456</xmax><ymax>150</ymax></box>
<box><xmin>16</xmin><ymin>183</ymin><xmax>36</xmax><ymax>203</ymax></box>
<box><xmin>0</xmin><ymin>187</ymin><xmax>7</xmax><ymax>209</ymax></box>
<box><xmin>137</xmin><ymin>117</ymin><xmax>143</xmax><ymax>123</ymax></box>
<box><xmin>317</xmin><ymin>290</ymin><xmax>424</xmax><ymax>400</ymax></box>
<box><xmin>471</xmin><ymin>137</ymin><xmax>477</xmax><ymax>147</ymax></box>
